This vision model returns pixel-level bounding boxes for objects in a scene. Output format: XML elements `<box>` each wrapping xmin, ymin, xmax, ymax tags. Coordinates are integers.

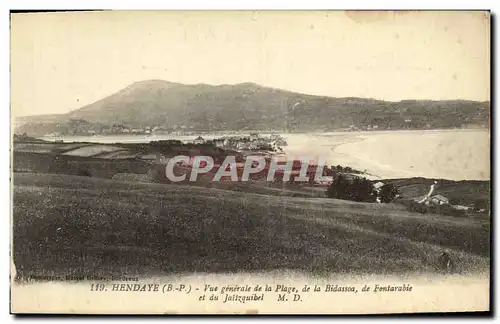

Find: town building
<box><xmin>193</xmin><ymin>136</ymin><xmax>205</xmax><ymax>145</ymax></box>
<box><xmin>429</xmin><ymin>195</ymin><xmax>449</xmax><ymax>205</ymax></box>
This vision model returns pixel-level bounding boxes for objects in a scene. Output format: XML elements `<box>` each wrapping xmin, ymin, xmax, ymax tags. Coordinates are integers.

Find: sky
<box><xmin>11</xmin><ymin>10</ymin><xmax>490</xmax><ymax>117</ymax></box>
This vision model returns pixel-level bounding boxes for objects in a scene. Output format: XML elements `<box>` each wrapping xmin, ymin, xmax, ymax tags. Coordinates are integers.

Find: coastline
<box><xmin>330</xmin><ymin>130</ymin><xmax>490</xmax><ymax>181</ymax></box>
<box><xmin>35</xmin><ymin>129</ymin><xmax>490</xmax><ymax>182</ymax></box>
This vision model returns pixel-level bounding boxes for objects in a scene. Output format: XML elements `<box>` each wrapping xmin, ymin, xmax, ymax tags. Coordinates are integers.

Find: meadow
<box><xmin>12</xmin><ymin>173</ymin><xmax>490</xmax><ymax>281</ymax></box>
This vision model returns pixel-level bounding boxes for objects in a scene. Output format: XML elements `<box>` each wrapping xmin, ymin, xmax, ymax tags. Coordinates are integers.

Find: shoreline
<box><xmin>27</xmin><ymin>129</ymin><xmax>490</xmax><ymax>182</ymax></box>
<box><xmin>36</xmin><ymin>127</ymin><xmax>490</xmax><ymax>142</ymax></box>
<box><xmin>330</xmin><ymin>130</ymin><xmax>490</xmax><ymax>182</ymax></box>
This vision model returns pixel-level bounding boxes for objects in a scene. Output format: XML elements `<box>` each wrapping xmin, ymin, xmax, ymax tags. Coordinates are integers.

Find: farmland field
<box><xmin>12</xmin><ymin>173</ymin><xmax>490</xmax><ymax>281</ymax></box>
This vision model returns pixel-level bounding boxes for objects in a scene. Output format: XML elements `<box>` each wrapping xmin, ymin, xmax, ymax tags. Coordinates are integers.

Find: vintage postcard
<box><xmin>10</xmin><ymin>10</ymin><xmax>490</xmax><ymax>314</ymax></box>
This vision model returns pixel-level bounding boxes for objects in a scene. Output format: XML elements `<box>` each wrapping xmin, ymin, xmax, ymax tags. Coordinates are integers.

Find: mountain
<box><xmin>15</xmin><ymin>80</ymin><xmax>490</xmax><ymax>135</ymax></box>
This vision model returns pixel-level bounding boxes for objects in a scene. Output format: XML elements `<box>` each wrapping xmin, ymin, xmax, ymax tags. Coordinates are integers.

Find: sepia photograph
<box><xmin>9</xmin><ymin>10</ymin><xmax>491</xmax><ymax>314</ymax></box>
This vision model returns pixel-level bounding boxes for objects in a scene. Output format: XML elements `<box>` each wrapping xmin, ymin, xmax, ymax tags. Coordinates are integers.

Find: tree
<box><xmin>350</xmin><ymin>177</ymin><xmax>377</xmax><ymax>202</ymax></box>
<box><xmin>326</xmin><ymin>174</ymin><xmax>349</xmax><ymax>200</ymax></box>
<box><xmin>326</xmin><ymin>174</ymin><xmax>376</xmax><ymax>202</ymax></box>
<box><xmin>378</xmin><ymin>184</ymin><xmax>399</xmax><ymax>203</ymax></box>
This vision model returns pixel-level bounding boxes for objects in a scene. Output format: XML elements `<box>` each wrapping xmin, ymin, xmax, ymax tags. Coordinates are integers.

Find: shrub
<box><xmin>379</xmin><ymin>184</ymin><xmax>399</xmax><ymax>203</ymax></box>
<box><xmin>326</xmin><ymin>174</ymin><xmax>376</xmax><ymax>202</ymax></box>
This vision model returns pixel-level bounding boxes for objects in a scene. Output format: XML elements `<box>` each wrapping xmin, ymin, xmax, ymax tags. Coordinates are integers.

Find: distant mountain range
<box><xmin>14</xmin><ymin>79</ymin><xmax>490</xmax><ymax>136</ymax></box>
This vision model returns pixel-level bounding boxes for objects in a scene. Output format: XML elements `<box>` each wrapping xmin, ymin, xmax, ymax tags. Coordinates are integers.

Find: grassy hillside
<box><xmin>15</xmin><ymin>80</ymin><xmax>490</xmax><ymax>135</ymax></box>
<box><xmin>384</xmin><ymin>178</ymin><xmax>490</xmax><ymax>211</ymax></box>
<box><xmin>12</xmin><ymin>173</ymin><xmax>489</xmax><ymax>281</ymax></box>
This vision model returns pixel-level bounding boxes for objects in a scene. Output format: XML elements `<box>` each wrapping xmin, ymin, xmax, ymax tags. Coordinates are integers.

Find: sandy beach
<box><xmin>279</xmin><ymin>129</ymin><xmax>489</xmax><ymax>181</ymax></box>
<box><xmin>331</xmin><ymin>130</ymin><xmax>490</xmax><ymax>181</ymax></box>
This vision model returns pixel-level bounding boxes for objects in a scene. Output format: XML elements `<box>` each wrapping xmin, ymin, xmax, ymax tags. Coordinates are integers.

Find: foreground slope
<box><xmin>13</xmin><ymin>173</ymin><xmax>489</xmax><ymax>280</ymax></box>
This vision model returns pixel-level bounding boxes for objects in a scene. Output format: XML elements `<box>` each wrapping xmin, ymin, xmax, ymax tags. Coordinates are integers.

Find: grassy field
<box><xmin>384</xmin><ymin>176</ymin><xmax>489</xmax><ymax>198</ymax></box>
<box><xmin>384</xmin><ymin>177</ymin><xmax>490</xmax><ymax>216</ymax></box>
<box><xmin>12</xmin><ymin>173</ymin><xmax>490</xmax><ymax>281</ymax></box>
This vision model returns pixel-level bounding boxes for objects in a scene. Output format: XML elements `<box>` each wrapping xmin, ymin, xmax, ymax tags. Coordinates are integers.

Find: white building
<box><xmin>429</xmin><ymin>195</ymin><xmax>449</xmax><ymax>205</ymax></box>
<box><xmin>236</xmin><ymin>142</ymin><xmax>249</xmax><ymax>150</ymax></box>
<box><xmin>248</xmin><ymin>142</ymin><xmax>259</xmax><ymax>150</ymax></box>
<box><xmin>193</xmin><ymin>136</ymin><xmax>205</xmax><ymax>145</ymax></box>
<box><xmin>373</xmin><ymin>181</ymin><xmax>385</xmax><ymax>191</ymax></box>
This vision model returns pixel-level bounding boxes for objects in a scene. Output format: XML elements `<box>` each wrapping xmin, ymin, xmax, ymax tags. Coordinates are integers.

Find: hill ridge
<box><xmin>15</xmin><ymin>79</ymin><xmax>490</xmax><ymax>135</ymax></box>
